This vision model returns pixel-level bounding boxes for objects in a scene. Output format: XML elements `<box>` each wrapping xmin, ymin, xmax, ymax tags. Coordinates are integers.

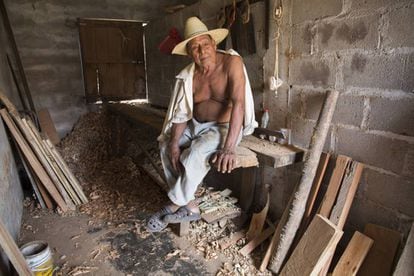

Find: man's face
<box><xmin>187</xmin><ymin>35</ymin><xmax>217</xmax><ymax>67</ymax></box>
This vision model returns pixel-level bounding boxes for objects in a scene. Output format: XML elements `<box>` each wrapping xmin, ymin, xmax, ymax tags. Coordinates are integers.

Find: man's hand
<box><xmin>212</xmin><ymin>148</ymin><xmax>236</xmax><ymax>173</ymax></box>
<box><xmin>168</xmin><ymin>142</ymin><xmax>182</xmax><ymax>173</ymax></box>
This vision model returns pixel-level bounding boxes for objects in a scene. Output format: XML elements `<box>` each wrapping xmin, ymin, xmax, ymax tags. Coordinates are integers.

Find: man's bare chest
<box><xmin>193</xmin><ymin>72</ymin><xmax>229</xmax><ymax>104</ymax></box>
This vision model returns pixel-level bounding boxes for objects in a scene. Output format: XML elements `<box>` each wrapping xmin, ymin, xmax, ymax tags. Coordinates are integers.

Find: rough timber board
<box><xmin>279</xmin><ymin>215</ymin><xmax>343</xmax><ymax>276</ymax></box>
<box><xmin>37</xmin><ymin>108</ymin><xmax>60</xmax><ymax>145</ymax></box>
<box><xmin>332</xmin><ymin>231</ymin><xmax>373</xmax><ymax>276</ymax></box>
<box><xmin>359</xmin><ymin>224</ymin><xmax>400</xmax><ymax>276</ymax></box>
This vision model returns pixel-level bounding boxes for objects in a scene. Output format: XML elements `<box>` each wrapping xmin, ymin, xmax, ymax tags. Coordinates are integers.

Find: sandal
<box><xmin>163</xmin><ymin>206</ymin><xmax>201</xmax><ymax>224</ymax></box>
<box><xmin>146</xmin><ymin>206</ymin><xmax>174</xmax><ymax>232</ymax></box>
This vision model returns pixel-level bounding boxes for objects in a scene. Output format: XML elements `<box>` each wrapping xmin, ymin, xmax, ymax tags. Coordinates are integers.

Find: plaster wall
<box><xmin>0</xmin><ymin>11</ymin><xmax>24</xmax><ymax>274</ymax></box>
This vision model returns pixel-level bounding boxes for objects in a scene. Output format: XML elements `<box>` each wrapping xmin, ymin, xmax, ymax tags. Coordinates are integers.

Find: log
<box><xmin>263</xmin><ymin>90</ymin><xmax>339</xmax><ymax>273</ymax></box>
<box><xmin>0</xmin><ymin>218</ymin><xmax>32</xmax><ymax>276</ymax></box>
<box><xmin>279</xmin><ymin>215</ymin><xmax>343</xmax><ymax>276</ymax></box>
<box><xmin>332</xmin><ymin>231</ymin><xmax>373</xmax><ymax>276</ymax></box>
<box><xmin>394</xmin><ymin>222</ymin><xmax>414</xmax><ymax>276</ymax></box>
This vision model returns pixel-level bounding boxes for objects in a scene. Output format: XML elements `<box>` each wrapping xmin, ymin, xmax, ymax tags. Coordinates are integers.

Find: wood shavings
<box><xmin>68</xmin><ymin>266</ymin><xmax>98</xmax><ymax>275</ymax></box>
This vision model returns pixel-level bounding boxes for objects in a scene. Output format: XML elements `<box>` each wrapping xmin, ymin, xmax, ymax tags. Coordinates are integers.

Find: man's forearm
<box><xmin>223</xmin><ymin>102</ymin><xmax>244</xmax><ymax>151</ymax></box>
<box><xmin>170</xmin><ymin>122</ymin><xmax>187</xmax><ymax>145</ymax></box>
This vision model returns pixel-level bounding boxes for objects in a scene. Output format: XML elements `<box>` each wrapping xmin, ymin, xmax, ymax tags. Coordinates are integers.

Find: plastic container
<box><xmin>20</xmin><ymin>241</ymin><xmax>54</xmax><ymax>276</ymax></box>
<box><xmin>261</xmin><ymin>109</ymin><xmax>269</xmax><ymax>128</ymax></box>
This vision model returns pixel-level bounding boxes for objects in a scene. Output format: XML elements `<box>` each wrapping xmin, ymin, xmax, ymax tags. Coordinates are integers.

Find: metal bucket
<box><xmin>20</xmin><ymin>241</ymin><xmax>54</xmax><ymax>276</ymax></box>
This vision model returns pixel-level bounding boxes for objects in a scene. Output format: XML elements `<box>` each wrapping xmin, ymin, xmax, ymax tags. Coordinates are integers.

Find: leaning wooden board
<box><xmin>332</xmin><ymin>231</ymin><xmax>373</xmax><ymax>276</ymax></box>
<box><xmin>279</xmin><ymin>215</ymin><xmax>343</xmax><ymax>276</ymax></box>
<box><xmin>358</xmin><ymin>223</ymin><xmax>400</xmax><ymax>276</ymax></box>
<box><xmin>0</xmin><ymin>219</ymin><xmax>32</xmax><ymax>276</ymax></box>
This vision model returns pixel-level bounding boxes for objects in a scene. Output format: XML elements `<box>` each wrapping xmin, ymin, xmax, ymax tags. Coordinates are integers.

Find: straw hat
<box><xmin>172</xmin><ymin>17</ymin><xmax>228</xmax><ymax>56</ymax></box>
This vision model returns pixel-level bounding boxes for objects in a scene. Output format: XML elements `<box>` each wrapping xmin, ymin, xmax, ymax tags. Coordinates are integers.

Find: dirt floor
<box><xmin>18</xmin><ymin>107</ymin><xmax>272</xmax><ymax>275</ymax></box>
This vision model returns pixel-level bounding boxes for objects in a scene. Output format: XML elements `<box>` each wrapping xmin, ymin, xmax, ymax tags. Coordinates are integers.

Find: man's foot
<box><xmin>163</xmin><ymin>206</ymin><xmax>201</xmax><ymax>223</ymax></box>
<box><xmin>146</xmin><ymin>206</ymin><xmax>175</xmax><ymax>232</ymax></box>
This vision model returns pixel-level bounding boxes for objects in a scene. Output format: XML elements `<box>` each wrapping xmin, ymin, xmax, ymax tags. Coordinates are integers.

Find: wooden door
<box><xmin>78</xmin><ymin>19</ymin><xmax>146</xmax><ymax>102</ymax></box>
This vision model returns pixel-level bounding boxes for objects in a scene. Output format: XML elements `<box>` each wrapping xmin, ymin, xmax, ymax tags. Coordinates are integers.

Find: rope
<box><xmin>272</xmin><ymin>0</ymin><xmax>283</xmax><ymax>78</ymax></box>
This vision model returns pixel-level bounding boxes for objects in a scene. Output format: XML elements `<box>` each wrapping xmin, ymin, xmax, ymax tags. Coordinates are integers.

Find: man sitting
<box><xmin>147</xmin><ymin>17</ymin><xmax>257</xmax><ymax>232</ymax></box>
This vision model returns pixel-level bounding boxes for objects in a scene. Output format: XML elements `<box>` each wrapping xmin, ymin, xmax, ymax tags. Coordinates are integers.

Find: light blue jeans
<box><xmin>160</xmin><ymin>118</ymin><xmax>241</xmax><ymax>206</ymax></box>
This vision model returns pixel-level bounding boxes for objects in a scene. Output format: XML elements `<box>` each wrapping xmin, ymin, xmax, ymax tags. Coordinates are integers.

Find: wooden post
<box><xmin>262</xmin><ymin>90</ymin><xmax>339</xmax><ymax>273</ymax></box>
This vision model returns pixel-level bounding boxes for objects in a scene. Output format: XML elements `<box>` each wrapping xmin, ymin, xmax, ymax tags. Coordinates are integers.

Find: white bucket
<box><xmin>20</xmin><ymin>241</ymin><xmax>54</xmax><ymax>276</ymax></box>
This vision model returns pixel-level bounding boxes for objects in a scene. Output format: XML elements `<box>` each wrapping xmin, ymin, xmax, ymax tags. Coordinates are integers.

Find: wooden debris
<box><xmin>217</xmin><ymin>231</ymin><xmax>245</xmax><ymax>250</ymax></box>
<box><xmin>239</xmin><ymin>221</ymin><xmax>277</xmax><ymax>256</ymax></box>
<box><xmin>332</xmin><ymin>231</ymin><xmax>373</xmax><ymax>276</ymax></box>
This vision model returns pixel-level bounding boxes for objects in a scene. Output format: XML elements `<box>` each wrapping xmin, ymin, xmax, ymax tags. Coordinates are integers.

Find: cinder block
<box><xmin>316</xmin><ymin>14</ymin><xmax>379</xmax><ymax>51</ymax></box>
<box><xmin>291</xmin><ymin>23</ymin><xmax>315</xmax><ymax>55</ymax></box>
<box><xmin>350</xmin><ymin>0</ymin><xmax>405</xmax><ymax>11</ymax></box>
<box><xmin>304</xmin><ymin>91</ymin><xmax>364</xmax><ymax>126</ymax></box>
<box><xmin>292</xmin><ymin>0</ymin><xmax>342</xmax><ymax>24</ymax></box>
<box><xmin>368</xmin><ymin>97</ymin><xmax>414</xmax><ymax>136</ymax></box>
<box><xmin>289</xmin><ymin>56</ymin><xmax>336</xmax><ymax>88</ymax></box>
<box><xmin>336</xmin><ymin>127</ymin><xmax>411</xmax><ymax>174</ymax></box>
<box><xmin>289</xmin><ymin>88</ymin><xmax>304</xmax><ymax>117</ymax></box>
<box><xmin>364</xmin><ymin>168</ymin><xmax>414</xmax><ymax>217</ymax></box>
<box><xmin>384</xmin><ymin>6</ymin><xmax>414</xmax><ymax>48</ymax></box>
<box><xmin>343</xmin><ymin>53</ymin><xmax>414</xmax><ymax>92</ymax></box>
<box><xmin>291</xmin><ymin>116</ymin><xmax>331</xmax><ymax>151</ymax></box>
<box><xmin>347</xmin><ymin>196</ymin><xmax>400</xmax><ymax>232</ymax></box>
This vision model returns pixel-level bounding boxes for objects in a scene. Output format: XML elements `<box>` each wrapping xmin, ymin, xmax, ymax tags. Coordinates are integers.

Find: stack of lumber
<box><xmin>0</xmin><ymin>91</ymin><xmax>87</xmax><ymax>212</ymax></box>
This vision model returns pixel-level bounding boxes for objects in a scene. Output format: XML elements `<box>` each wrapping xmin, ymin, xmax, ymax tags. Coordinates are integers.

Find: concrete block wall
<box><xmin>4</xmin><ymin>0</ymin><xmax>198</xmax><ymax>137</ymax></box>
<box><xmin>263</xmin><ymin>0</ymin><xmax>414</xmax><ymax>237</ymax></box>
<box><xmin>146</xmin><ymin>0</ymin><xmax>265</xmax><ymax>111</ymax></box>
<box><xmin>0</xmin><ymin>13</ymin><xmax>24</xmax><ymax>274</ymax></box>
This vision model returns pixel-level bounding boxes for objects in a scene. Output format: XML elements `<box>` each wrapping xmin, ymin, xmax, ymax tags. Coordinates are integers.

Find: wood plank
<box><xmin>0</xmin><ymin>218</ymin><xmax>32</xmax><ymax>276</ymax></box>
<box><xmin>37</xmin><ymin>108</ymin><xmax>60</xmax><ymax>145</ymax></box>
<box><xmin>329</xmin><ymin>161</ymin><xmax>364</xmax><ymax>229</ymax></box>
<box><xmin>394</xmin><ymin>222</ymin><xmax>414</xmax><ymax>276</ymax></box>
<box><xmin>332</xmin><ymin>231</ymin><xmax>373</xmax><ymax>276</ymax></box>
<box><xmin>267</xmin><ymin>90</ymin><xmax>340</xmax><ymax>274</ymax></box>
<box><xmin>280</xmin><ymin>215</ymin><xmax>343</xmax><ymax>276</ymax></box>
<box><xmin>318</xmin><ymin>161</ymin><xmax>364</xmax><ymax>275</ymax></box>
<box><xmin>34</xmin><ymin>173</ymin><xmax>54</xmax><ymax>209</ymax></box>
<box><xmin>19</xmin><ymin>118</ymin><xmax>75</xmax><ymax>209</ymax></box>
<box><xmin>44</xmin><ymin>139</ymin><xmax>88</xmax><ymax>204</ymax></box>
<box><xmin>359</xmin><ymin>224</ymin><xmax>401</xmax><ymax>276</ymax></box>
<box><xmin>0</xmin><ymin>109</ymin><xmax>68</xmax><ymax>211</ymax></box>
<box><xmin>240</xmin><ymin>222</ymin><xmax>276</xmax><ymax>256</ymax></box>
<box><xmin>23</xmin><ymin>118</ymin><xmax>79</xmax><ymax>206</ymax></box>
<box><xmin>201</xmin><ymin>208</ymin><xmax>241</xmax><ymax>224</ymax></box>
<box><xmin>318</xmin><ymin>155</ymin><xmax>351</xmax><ymax>218</ymax></box>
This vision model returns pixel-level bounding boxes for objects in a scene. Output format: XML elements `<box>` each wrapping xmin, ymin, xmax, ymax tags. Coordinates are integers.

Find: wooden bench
<box><xmin>108</xmin><ymin>103</ymin><xmax>304</xmax><ymax>235</ymax></box>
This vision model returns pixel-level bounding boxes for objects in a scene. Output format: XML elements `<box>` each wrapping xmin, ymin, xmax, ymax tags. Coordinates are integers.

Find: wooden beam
<box><xmin>0</xmin><ymin>218</ymin><xmax>32</xmax><ymax>276</ymax></box>
<box><xmin>358</xmin><ymin>224</ymin><xmax>400</xmax><ymax>276</ymax></box>
<box><xmin>332</xmin><ymin>231</ymin><xmax>373</xmax><ymax>276</ymax></box>
<box><xmin>0</xmin><ymin>109</ymin><xmax>68</xmax><ymax>211</ymax></box>
<box><xmin>394</xmin><ymin>222</ymin><xmax>414</xmax><ymax>276</ymax></box>
<box><xmin>264</xmin><ymin>90</ymin><xmax>340</xmax><ymax>273</ymax></box>
<box><xmin>279</xmin><ymin>215</ymin><xmax>343</xmax><ymax>276</ymax></box>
